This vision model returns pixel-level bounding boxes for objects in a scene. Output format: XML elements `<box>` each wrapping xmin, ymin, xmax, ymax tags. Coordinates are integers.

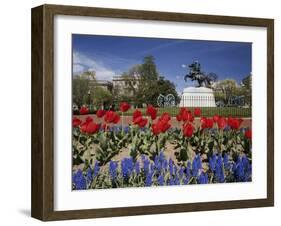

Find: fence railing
<box><xmin>179</xmin><ymin>96</ymin><xmax>216</xmax><ymax>107</ymax></box>
<box><xmin>121</xmin><ymin>107</ymin><xmax>251</xmax><ymax>118</ymax></box>
<box><xmin>73</xmin><ymin>103</ymin><xmax>252</xmax><ymax>118</ymax></box>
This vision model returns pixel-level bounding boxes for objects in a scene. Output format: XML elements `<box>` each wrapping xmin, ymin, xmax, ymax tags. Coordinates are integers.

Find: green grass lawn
<box><xmin>119</xmin><ymin>107</ymin><xmax>251</xmax><ymax>117</ymax></box>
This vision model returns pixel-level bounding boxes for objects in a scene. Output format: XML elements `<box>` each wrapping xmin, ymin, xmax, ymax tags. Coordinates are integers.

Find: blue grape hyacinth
<box><xmin>157</xmin><ymin>174</ymin><xmax>165</xmax><ymax>186</ymax></box>
<box><xmin>233</xmin><ymin>156</ymin><xmax>252</xmax><ymax>182</ymax></box>
<box><xmin>198</xmin><ymin>172</ymin><xmax>208</xmax><ymax>184</ymax></box>
<box><xmin>121</xmin><ymin>157</ymin><xmax>134</xmax><ymax>178</ymax></box>
<box><xmin>72</xmin><ymin>147</ymin><xmax>252</xmax><ymax>189</ymax></box>
<box><xmin>145</xmin><ymin>171</ymin><xmax>153</xmax><ymax>186</ymax></box>
<box><xmin>192</xmin><ymin>154</ymin><xmax>202</xmax><ymax>177</ymax></box>
<box><xmin>73</xmin><ymin>169</ymin><xmax>87</xmax><ymax>190</ymax></box>
<box><xmin>134</xmin><ymin>161</ymin><xmax>140</xmax><ymax>174</ymax></box>
<box><xmin>142</xmin><ymin>155</ymin><xmax>150</xmax><ymax>175</ymax></box>
<box><xmin>209</xmin><ymin>154</ymin><xmax>217</xmax><ymax>172</ymax></box>
<box><xmin>215</xmin><ymin>154</ymin><xmax>225</xmax><ymax>183</ymax></box>
<box><xmin>223</xmin><ymin>154</ymin><xmax>231</xmax><ymax>170</ymax></box>
<box><xmin>109</xmin><ymin>160</ymin><xmax>118</xmax><ymax>180</ymax></box>
<box><xmin>169</xmin><ymin>159</ymin><xmax>174</xmax><ymax>176</ymax></box>
<box><xmin>93</xmin><ymin>161</ymin><xmax>100</xmax><ymax>178</ymax></box>
<box><xmin>86</xmin><ymin>166</ymin><xmax>93</xmax><ymax>185</ymax></box>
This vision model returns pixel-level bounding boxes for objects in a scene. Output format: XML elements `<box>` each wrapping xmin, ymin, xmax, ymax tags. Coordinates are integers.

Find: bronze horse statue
<box><xmin>184</xmin><ymin>61</ymin><xmax>217</xmax><ymax>88</ymax></box>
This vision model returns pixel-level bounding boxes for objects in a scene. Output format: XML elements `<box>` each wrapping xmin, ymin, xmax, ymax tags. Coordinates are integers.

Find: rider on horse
<box><xmin>184</xmin><ymin>60</ymin><xmax>217</xmax><ymax>88</ymax></box>
<box><xmin>189</xmin><ymin>61</ymin><xmax>201</xmax><ymax>76</ymax></box>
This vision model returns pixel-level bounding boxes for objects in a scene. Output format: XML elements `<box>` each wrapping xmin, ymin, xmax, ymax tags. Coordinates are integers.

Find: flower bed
<box><xmin>72</xmin><ymin>104</ymin><xmax>252</xmax><ymax>190</ymax></box>
<box><xmin>74</xmin><ymin>106</ymin><xmax>252</xmax><ymax>118</ymax></box>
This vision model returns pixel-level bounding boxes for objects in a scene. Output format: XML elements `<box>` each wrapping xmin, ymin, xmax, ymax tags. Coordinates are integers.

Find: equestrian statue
<box><xmin>184</xmin><ymin>61</ymin><xmax>217</xmax><ymax>88</ymax></box>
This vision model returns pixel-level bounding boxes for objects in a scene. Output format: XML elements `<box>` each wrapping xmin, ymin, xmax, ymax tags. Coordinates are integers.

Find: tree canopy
<box><xmin>213</xmin><ymin>75</ymin><xmax>252</xmax><ymax>106</ymax></box>
<box><xmin>135</xmin><ymin>55</ymin><xmax>178</xmax><ymax>106</ymax></box>
<box><xmin>73</xmin><ymin>71</ymin><xmax>93</xmax><ymax>107</ymax></box>
<box><xmin>73</xmin><ymin>71</ymin><xmax>112</xmax><ymax>108</ymax></box>
<box><xmin>74</xmin><ymin>55</ymin><xmax>179</xmax><ymax>108</ymax></box>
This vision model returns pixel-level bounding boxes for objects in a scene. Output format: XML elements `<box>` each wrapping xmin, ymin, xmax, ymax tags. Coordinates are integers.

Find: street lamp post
<box><xmin>88</xmin><ymin>90</ymin><xmax>91</xmax><ymax>104</ymax></box>
<box><xmin>88</xmin><ymin>90</ymin><xmax>91</xmax><ymax>112</ymax></box>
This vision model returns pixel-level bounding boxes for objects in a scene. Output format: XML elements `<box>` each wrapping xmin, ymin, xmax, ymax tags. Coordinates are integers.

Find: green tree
<box><xmin>113</xmin><ymin>55</ymin><xmax>178</xmax><ymax>107</ymax></box>
<box><xmin>241</xmin><ymin>74</ymin><xmax>252</xmax><ymax>90</ymax></box>
<box><xmin>157</xmin><ymin>76</ymin><xmax>179</xmax><ymax>104</ymax></box>
<box><xmin>241</xmin><ymin>74</ymin><xmax>252</xmax><ymax>106</ymax></box>
<box><xmin>140</xmin><ymin>55</ymin><xmax>159</xmax><ymax>80</ymax></box>
<box><xmin>73</xmin><ymin>70</ymin><xmax>113</xmax><ymax>109</ymax></box>
<box><xmin>136</xmin><ymin>55</ymin><xmax>178</xmax><ymax>106</ymax></box>
<box><xmin>91</xmin><ymin>86</ymin><xmax>112</xmax><ymax>108</ymax></box>
<box><xmin>73</xmin><ymin>71</ymin><xmax>95</xmax><ymax>107</ymax></box>
<box><xmin>214</xmin><ymin>79</ymin><xmax>239</xmax><ymax>105</ymax></box>
<box><xmin>135</xmin><ymin>56</ymin><xmax>159</xmax><ymax>106</ymax></box>
<box><xmin>214</xmin><ymin>78</ymin><xmax>252</xmax><ymax>107</ymax></box>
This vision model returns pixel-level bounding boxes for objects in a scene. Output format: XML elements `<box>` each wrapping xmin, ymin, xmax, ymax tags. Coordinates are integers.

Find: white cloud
<box><xmin>73</xmin><ymin>64</ymin><xmax>86</xmax><ymax>74</ymax></box>
<box><xmin>137</xmin><ymin>40</ymin><xmax>185</xmax><ymax>56</ymax></box>
<box><xmin>73</xmin><ymin>52</ymin><xmax>116</xmax><ymax>80</ymax></box>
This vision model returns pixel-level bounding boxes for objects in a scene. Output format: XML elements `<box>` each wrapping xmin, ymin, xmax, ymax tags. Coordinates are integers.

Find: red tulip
<box><xmin>177</xmin><ymin>108</ymin><xmax>189</xmax><ymax>122</ymax></box>
<box><xmin>217</xmin><ymin>117</ymin><xmax>227</xmax><ymax>129</ymax></box>
<box><xmin>138</xmin><ymin>118</ymin><xmax>148</xmax><ymax>128</ymax></box>
<box><xmin>120</xmin><ymin>102</ymin><xmax>130</xmax><ymax>112</ymax></box>
<box><xmin>104</xmin><ymin>111</ymin><xmax>114</xmax><ymax>123</ymax></box>
<box><xmin>208</xmin><ymin>118</ymin><xmax>214</xmax><ymax>128</ymax></box>
<box><xmin>158</xmin><ymin>119</ymin><xmax>171</xmax><ymax>133</ymax></box>
<box><xmin>151</xmin><ymin>115</ymin><xmax>171</xmax><ymax>135</ymax></box>
<box><xmin>228</xmin><ymin>117</ymin><xmax>243</xmax><ymax>130</ymax></box>
<box><xmin>96</xmin><ymin>109</ymin><xmax>106</xmax><ymax>118</ymax></box>
<box><xmin>179</xmin><ymin>107</ymin><xmax>188</xmax><ymax>115</ymax></box>
<box><xmin>181</xmin><ymin>109</ymin><xmax>193</xmax><ymax>122</ymax></box>
<box><xmin>213</xmin><ymin>114</ymin><xmax>220</xmax><ymax>123</ymax></box>
<box><xmin>183</xmin><ymin>123</ymin><xmax>194</xmax><ymax>137</ymax></box>
<box><xmin>159</xmin><ymin>120</ymin><xmax>171</xmax><ymax>132</ymax></box>
<box><xmin>201</xmin><ymin>117</ymin><xmax>214</xmax><ymax>129</ymax></box>
<box><xmin>101</xmin><ymin>124</ymin><xmax>108</xmax><ymax>131</ymax></box>
<box><xmin>72</xmin><ymin>117</ymin><xmax>82</xmax><ymax>127</ymax></box>
<box><xmin>113</xmin><ymin>114</ymin><xmax>120</xmax><ymax>124</ymax></box>
<box><xmin>159</xmin><ymin>112</ymin><xmax>171</xmax><ymax>122</ymax></box>
<box><xmin>189</xmin><ymin>114</ymin><xmax>194</xmax><ymax>122</ymax></box>
<box><xmin>85</xmin><ymin>122</ymin><xmax>100</xmax><ymax>134</ymax></box>
<box><xmin>180</xmin><ymin>109</ymin><xmax>188</xmax><ymax>121</ymax></box>
<box><xmin>152</xmin><ymin>123</ymin><xmax>161</xmax><ymax>135</ymax></box>
<box><xmin>80</xmin><ymin>117</ymin><xmax>92</xmax><ymax>133</ymax></box>
<box><xmin>194</xmin><ymin>108</ymin><xmax>201</xmax><ymax>117</ymax></box>
<box><xmin>245</xmin><ymin>129</ymin><xmax>252</xmax><ymax>139</ymax></box>
<box><xmin>133</xmin><ymin>115</ymin><xmax>148</xmax><ymax>128</ymax></box>
<box><xmin>104</xmin><ymin>111</ymin><xmax>120</xmax><ymax>124</ymax></box>
<box><xmin>85</xmin><ymin>116</ymin><xmax>93</xmax><ymax>123</ymax></box>
<box><xmin>80</xmin><ymin>123</ymin><xmax>88</xmax><ymax>133</ymax></box>
<box><xmin>133</xmin><ymin>116</ymin><xmax>143</xmax><ymax>125</ymax></box>
<box><xmin>159</xmin><ymin>113</ymin><xmax>171</xmax><ymax>132</ymax></box>
<box><xmin>133</xmin><ymin>109</ymin><xmax>142</xmax><ymax>121</ymax></box>
<box><xmin>146</xmin><ymin>105</ymin><xmax>157</xmax><ymax>120</ymax></box>
<box><xmin>79</xmin><ymin>106</ymin><xmax>89</xmax><ymax>115</ymax></box>
<box><xmin>176</xmin><ymin>114</ymin><xmax>182</xmax><ymax>122</ymax></box>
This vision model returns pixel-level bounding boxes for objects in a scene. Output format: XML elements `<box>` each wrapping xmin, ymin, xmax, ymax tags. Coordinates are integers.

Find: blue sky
<box><xmin>72</xmin><ymin>34</ymin><xmax>252</xmax><ymax>93</ymax></box>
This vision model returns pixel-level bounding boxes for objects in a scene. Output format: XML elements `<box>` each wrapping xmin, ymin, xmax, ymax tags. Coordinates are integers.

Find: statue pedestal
<box><xmin>179</xmin><ymin>87</ymin><xmax>216</xmax><ymax>107</ymax></box>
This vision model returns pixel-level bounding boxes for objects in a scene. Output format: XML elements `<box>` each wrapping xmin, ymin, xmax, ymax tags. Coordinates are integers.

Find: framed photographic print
<box><xmin>31</xmin><ymin>4</ymin><xmax>274</xmax><ymax>221</ymax></box>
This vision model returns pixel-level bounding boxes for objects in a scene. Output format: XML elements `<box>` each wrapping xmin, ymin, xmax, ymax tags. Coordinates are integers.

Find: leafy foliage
<box><xmin>72</xmin><ymin>105</ymin><xmax>252</xmax><ymax>189</ymax></box>
<box><xmin>112</xmin><ymin>55</ymin><xmax>179</xmax><ymax>107</ymax></box>
<box><xmin>72</xmin><ymin>151</ymin><xmax>252</xmax><ymax>190</ymax></box>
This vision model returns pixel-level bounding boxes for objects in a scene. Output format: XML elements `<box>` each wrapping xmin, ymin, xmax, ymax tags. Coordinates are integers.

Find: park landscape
<box><xmin>72</xmin><ymin>35</ymin><xmax>252</xmax><ymax>190</ymax></box>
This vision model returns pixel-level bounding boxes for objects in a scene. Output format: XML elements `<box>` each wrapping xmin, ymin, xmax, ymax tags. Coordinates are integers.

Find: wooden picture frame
<box><xmin>31</xmin><ymin>4</ymin><xmax>274</xmax><ymax>221</ymax></box>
